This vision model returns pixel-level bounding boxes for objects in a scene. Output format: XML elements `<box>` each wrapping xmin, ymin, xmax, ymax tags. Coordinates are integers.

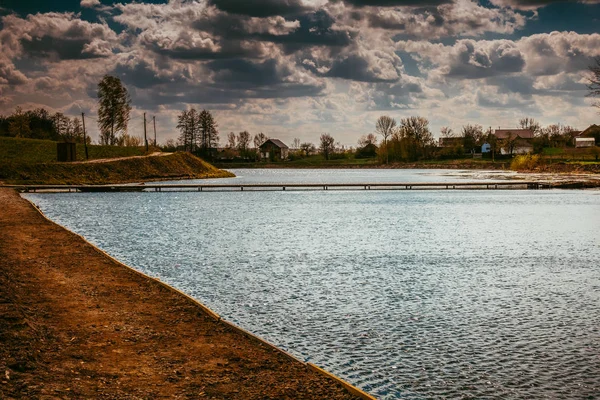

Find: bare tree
<box><xmin>237</xmin><ymin>131</ymin><xmax>251</xmax><ymax>151</ymax></box>
<box><xmin>292</xmin><ymin>137</ymin><xmax>301</xmax><ymax>149</ymax></box>
<box><xmin>227</xmin><ymin>132</ymin><xmax>237</xmax><ymax>148</ymax></box>
<box><xmin>253</xmin><ymin>132</ymin><xmax>268</xmax><ymax>148</ymax></box>
<box><xmin>300</xmin><ymin>142</ymin><xmax>316</xmax><ymax>156</ymax></box>
<box><xmin>358</xmin><ymin>133</ymin><xmax>378</xmax><ymax>147</ymax></box>
<box><xmin>440</xmin><ymin>126</ymin><xmax>455</xmax><ymax>138</ymax></box>
<box><xmin>375</xmin><ymin>115</ymin><xmax>396</xmax><ymax>164</ymax></box>
<box><xmin>198</xmin><ymin>109</ymin><xmax>218</xmax><ymax>151</ymax></box>
<box><xmin>588</xmin><ymin>57</ymin><xmax>600</xmax><ymax>112</ymax></box>
<box><xmin>519</xmin><ymin>117</ymin><xmax>541</xmax><ymax>134</ymax></box>
<box><xmin>319</xmin><ymin>133</ymin><xmax>335</xmax><ymax>160</ymax></box>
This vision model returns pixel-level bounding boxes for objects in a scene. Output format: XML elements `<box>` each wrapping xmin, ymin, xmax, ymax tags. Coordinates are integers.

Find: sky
<box><xmin>1</xmin><ymin>0</ymin><xmax>599</xmax><ymax>146</ymax></box>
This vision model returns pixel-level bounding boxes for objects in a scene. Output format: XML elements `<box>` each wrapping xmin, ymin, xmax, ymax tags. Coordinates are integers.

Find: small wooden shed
<box><xmin>57</xmin><ymin>142</ymin><xmax>76</xmax><ymax>162</ymax></box>
<box><xmin>259</xmin><ymin>139</ymin><xmax>289</xmax><ymax>161</ymax></box>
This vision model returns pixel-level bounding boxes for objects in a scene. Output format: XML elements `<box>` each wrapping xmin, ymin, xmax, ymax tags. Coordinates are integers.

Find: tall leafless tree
<box><xmin>588</xmin><ymin>57</ymin><xmax>600</xmax><ymax>112</ymax></box>
<box><xmin>375</xmin><ymin>115</ymin><xmax>396</xmax><ymax>164</ymax></box>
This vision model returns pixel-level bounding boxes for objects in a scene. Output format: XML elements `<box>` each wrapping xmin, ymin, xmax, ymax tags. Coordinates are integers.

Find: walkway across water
<box><xmin>6</xmin><ymin>181</ymin><xmax>551</xmax><ymax>193</ymax></box>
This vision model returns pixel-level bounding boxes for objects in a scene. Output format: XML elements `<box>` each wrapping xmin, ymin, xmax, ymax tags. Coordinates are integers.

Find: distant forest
<box><xmin>0</xmin><ymin>107</ymin><xmax>89</xmax><ymax>144</ymax></box>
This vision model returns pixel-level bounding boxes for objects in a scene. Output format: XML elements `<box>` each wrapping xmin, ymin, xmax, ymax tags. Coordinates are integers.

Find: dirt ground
<box><xmin>0</xmin><ymin>188</ymin><xmax>360</xmax><ymax>399</ymax></box>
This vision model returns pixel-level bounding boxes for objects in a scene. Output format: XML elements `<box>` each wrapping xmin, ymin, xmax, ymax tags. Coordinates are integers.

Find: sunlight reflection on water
<box><xmin>26</xmin><ymin>169</ymin><xmax>600</xmax><ymax>399</ymax></box>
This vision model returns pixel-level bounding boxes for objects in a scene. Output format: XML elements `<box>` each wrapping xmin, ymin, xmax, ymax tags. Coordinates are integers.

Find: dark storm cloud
<box><xmin>21</xmin><ymin>36</ymin><xmax>108</xmax><ymax>59</ymax></box>
<box><xmin>326</xmin><ymin>54</ymin><xmax>397</xmax><ymax>82</ymax></box>
<box><xmin>446</xmin><ymin>41</ymin><xmax>525</xmax><ymax>79</ymax></box>
<box><xmin>339</xmin><ymin>0</ymin><xmax>452</xmax><ymax>7</ymax></box>
<box><xmin>113</xmin><ymin>60</ymin><xmax>178</xmax><ymax>89</ymax></box>
<box><xmin>490</xmin><ymin>0</ymin><xmax>600</xmax><ymax>9</ymax></box>
<box><xmin>193</xmin><ymin>9</ymin><xmax>353</xmax><ymax>51</ymax></box>
<box><xmin>208</xmin><ymin>0</ymin><xmax>310</xmax><ymax>17</ymax></box>
<box><xmin>207</xmin><ymin>59</ymin><xmax>285</xmax><ymax>88</ymax></box>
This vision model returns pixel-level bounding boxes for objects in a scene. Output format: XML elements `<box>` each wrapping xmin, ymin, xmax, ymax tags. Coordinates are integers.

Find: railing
<box><xmin>5</xmin><ymin>181</ymin><xmax>551</xmax><ymax>193</ymax></box>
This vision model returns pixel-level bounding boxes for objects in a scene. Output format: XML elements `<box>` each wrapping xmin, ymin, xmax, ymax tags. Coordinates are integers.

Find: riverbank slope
<box><xmin>0</xmin><ymin>188</ymin><xmax>359</xmax><ymax>399</ymax></box>
<box><xmin>0</xmin><ymin>152</ymin><xmax>234</xmax><ymax>185</ymax></box>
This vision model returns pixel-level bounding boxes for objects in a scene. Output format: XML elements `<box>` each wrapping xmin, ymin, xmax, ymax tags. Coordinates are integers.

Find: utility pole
<box><xmin>143</xmin><ymin>112</ymin><xmax>148</xmax><ymax>152</ymax></box>
<box><xmin>153</xmin><ymin>116</ymin><xmax>157</xmax><ymax>147</ymax></box>
<box><xmin>81</xmin><ymin>112</ymin><xmax>89</xmax><ymax>160</ymax></box>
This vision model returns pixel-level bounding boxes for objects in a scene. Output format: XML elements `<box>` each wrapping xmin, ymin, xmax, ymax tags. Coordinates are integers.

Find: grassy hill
<box><xmin>0</xmin><ymin>137</ymin><xmax>234</xmax><ymax>184</ymax></box>
<box><xmin>0</xmin><ymin>137</ymin><xmax>151</xmax><ymax>164</ymax></box>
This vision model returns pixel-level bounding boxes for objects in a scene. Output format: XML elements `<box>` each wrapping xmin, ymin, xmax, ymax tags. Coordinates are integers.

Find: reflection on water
<box><xmin>26</xmin><ymin>169</ymin><xmax>600</xmax><ymax>399</ymax></box>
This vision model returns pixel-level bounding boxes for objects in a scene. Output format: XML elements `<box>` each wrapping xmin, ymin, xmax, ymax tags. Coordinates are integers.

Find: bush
<box><xmin>511</xmin><ymin>154</ymin><xmax>542</xmax><ymax>170</ymax></box>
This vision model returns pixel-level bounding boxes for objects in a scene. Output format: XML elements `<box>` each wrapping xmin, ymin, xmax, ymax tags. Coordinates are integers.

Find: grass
<box><xmin>0</xmin><ymin>137</ymin><xmax>233</xmax><ymax>185</ymax></box>
<box><xmin>0</xmin><ymin>136</ymin><xmax>149</xmax><ymax>164</ymax></box>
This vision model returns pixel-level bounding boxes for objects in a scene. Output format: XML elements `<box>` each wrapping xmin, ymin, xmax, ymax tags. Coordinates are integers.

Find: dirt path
<box><xmin>71</xmin><ymin>151</ymin><xmax>171</xmax><ymax>164</ymax></box>
<box><xmin>0</xmin><ymin>188</ymin><xmax>360</xmax><ymax>399</ymax></box>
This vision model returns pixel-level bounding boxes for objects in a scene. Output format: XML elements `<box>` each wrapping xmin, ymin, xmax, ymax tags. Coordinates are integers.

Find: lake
<box><xmin>25</xmin><ymin>169</ymin><xmax>600</xmax><ymax>399</ymax></box>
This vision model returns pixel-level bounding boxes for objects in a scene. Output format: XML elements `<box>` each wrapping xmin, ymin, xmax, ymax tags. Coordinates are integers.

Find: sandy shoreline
<box><xmin>0</xmin><ymin>188</ymin><xmax>364</xmax><ymax>399</ymax></box>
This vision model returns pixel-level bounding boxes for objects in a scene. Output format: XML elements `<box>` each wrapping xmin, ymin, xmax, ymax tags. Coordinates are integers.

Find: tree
<box><xmin>399</xmin><ymin>116</ymin><xmax>434</xmax><ymax>160</ymax></box>
<box><xmin>300</xmin><ymin>142</ymin><xmax>316</xmax><ymax>156</ymax></box>
<box><xmin>358</xmin><ymin>133</ymin><xmax>378</xmax><ymax>147</ymax></box>
<box><xmin>375</xmin><ymin>116</ymin><xmax>396</xmax><ymax>164</ymax></box>
<box><xmin>8</xmin><ymin>107</ymin><xmax>31</xmax><ymax>138</ymax></box>
<box><xmin>237</xmin><ymin>131</ymin><xmax>251</xmax><ymax>156</ymax></box>
<box><xmin>440</xmin><ymin>127</ymin><xmax>455</xmax><ymax>138</ymax></box>
<box><xmin>97</xmin><ymin>75</ymin><xmax>131</xmax><ymax>145</ymax></box>
<box><xmin>227</xmin><ymin>132</ymin><xmax>237</xmax><ymax>148</ymax></box>
<box><xmin>461</xmin><ymin>124</ymin><xmax>484</xmax><ymax>153</ymax></box>
<box><xmin>485</xmin><ymin>127</ymin><xmax>497</xmax><ymax>162</ymax></box>
<box><xmin>292</xmin><ymin>137</ymin><xmax>301</xmax><ymax>149</ymax></box>
<box><xmin>587</xmin><ymin>57</ymin><xmax>600</xmax><ymax>112</ymax></box>
<box><xmin>176</xmin><ymin>110</ymin><xmax>192</xmax><ymax>151</ymax></box>
<box><xmin>253</xmin><ymin>132</ymin><xmax>268</xmax><ymax>148</ymax></box>
<box><xmin>319</xmin><ymin>134</ymin><xmax>335</xmax><ymax>160</ymax></box>
<box><xmin>519</xmin><ymin>117</ymin><xmax>541</xmax><ymax>134</ymax></box>
<box><xmin>198</xmin><ymin>109</ymin><xmax>218</xmax><ymax>151</ymax></box>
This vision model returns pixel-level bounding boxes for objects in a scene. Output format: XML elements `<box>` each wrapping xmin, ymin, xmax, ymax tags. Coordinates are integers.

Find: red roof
<box><xmin>494</xmin><ymin>129</ymin><xmax>534</xmax><ymax>139</ymax></box>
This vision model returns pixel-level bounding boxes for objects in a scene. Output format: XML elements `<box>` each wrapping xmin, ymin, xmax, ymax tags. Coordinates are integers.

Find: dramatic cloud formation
<box><xmin>1</xmin><ymin>0</ymin><xmax>599</xmax><ymax>144</ymax></box>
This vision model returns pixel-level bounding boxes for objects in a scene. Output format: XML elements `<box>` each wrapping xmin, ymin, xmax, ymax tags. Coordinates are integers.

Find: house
<box><xmin>579</xmin><ymin>124</ymin><xmax>600</xmax><ymax>145</ymax></box>
<box><xmin>259</xmin><ymin>139</ymin><xmax>289</xmax><ymax>161</ymax></box>
<box><xmin>494</xmin><ymin>128</ymin><xmax>535</xmax><ymax>155</ymax></box>
<box><xmin>493</xmin><ymin>128</ymin><xmax>535</xmax><ymax>140</ymax></box>
<box><xmin>575</xmin><ymin>137</ymin><xmax>596</xmax><ymax>148</ymax></box>
<box><xmin>355</xmin><ymin>142</ymin><xmax>378</xmax><ymax>158</ymax></box>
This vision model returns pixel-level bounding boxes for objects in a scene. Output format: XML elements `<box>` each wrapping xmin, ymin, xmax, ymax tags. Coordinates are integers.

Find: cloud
<box><xmin>208</xmin><ymin>0</ymin><xmax>312</xmax><ymax>17</ymax></box>
<box><xmin>398</xmin><ymin>32</ymin><xmax>600</xmax><ymax>81</ymax></box>
<box><xmin>488</xmin><ymin>0</ymin><xmax>600</xmax><ymax>10</ymax></box>
<box><xmin>0</xmin><ymin>57</ymin><xmax>28</xmax><ymax>85</ymax></box>
<box><xmin>340</xmin><ymin>0</ymin><xmax>452</xmax><ymax>6</ymax></box>
<box><xmin>335</xmin><ymin>0</ymin><xmax>528</xmax><ymax>40</ymax></box>
<box><xmin>80</xmin><ymin>0</ymin><xmax>101</xmax><ymax>8</ymax></box>
<box><xmin>2</xmin><ymin>12</ymin><xmax>118</xmax><ymax>60</ymax></box>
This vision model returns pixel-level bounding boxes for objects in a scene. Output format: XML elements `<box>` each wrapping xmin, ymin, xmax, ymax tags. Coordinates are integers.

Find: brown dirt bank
<box><xmin>0</xmin><ymin>188</ymin><xmax>361</xmax><ymax>399</ymax></box>
<box><xmin>0</xmin><ymin>152</ymin><xmax>234</xmax><ymax>185</ymax></box>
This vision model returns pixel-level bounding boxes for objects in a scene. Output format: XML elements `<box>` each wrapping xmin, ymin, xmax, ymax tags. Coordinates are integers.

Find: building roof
<box><xmin>260</xmin><ymin>138</ymin><xmax>289</xmax><ymax>149</ymax></box>
<box><xmin>494</xmin><ymin>129</ymin><xmax>535</xmax><ymax>139</ymax></box>
<box><xmin>580</xmin><ymin>124</ymin><xmax>600</xmax><ymax>137</ymax></box>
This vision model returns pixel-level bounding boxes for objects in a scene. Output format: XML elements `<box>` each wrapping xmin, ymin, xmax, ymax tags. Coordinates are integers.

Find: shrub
<box><xmin>511</xmin><ymin>154</ymin><xmax>542</xmax><ymax>170</ymax></box>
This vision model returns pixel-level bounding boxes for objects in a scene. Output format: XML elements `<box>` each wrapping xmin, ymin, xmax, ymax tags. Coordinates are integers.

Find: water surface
<box><xmin>26</xmin><ymin>169</ymin><xmax>600</xmax><ymax>399</ymax></box>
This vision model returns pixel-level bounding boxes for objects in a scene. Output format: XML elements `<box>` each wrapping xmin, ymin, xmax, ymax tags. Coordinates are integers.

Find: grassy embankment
<box><xmin>0</xmin><ymin>137</ymin><xmax>234</xmax><ymax>185</ymax></box>
<box><xmin>215</xmin><ymin>147</ymin><xmax>600</xmax><ymax>172</ymax></box>
<box><xmin>215</xmin><ymin>154</ymin><xmax>510</xmax><ymax>169</ymax></box>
